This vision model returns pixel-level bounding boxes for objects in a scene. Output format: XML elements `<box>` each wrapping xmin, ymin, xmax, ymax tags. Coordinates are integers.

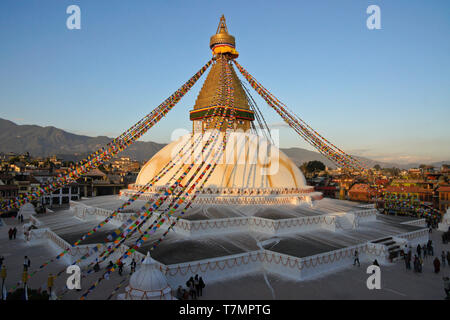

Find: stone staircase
<box><xmin>372</xmin><ymin>237</ymin><xmax>403</xmax><ymax>262</ymax></box>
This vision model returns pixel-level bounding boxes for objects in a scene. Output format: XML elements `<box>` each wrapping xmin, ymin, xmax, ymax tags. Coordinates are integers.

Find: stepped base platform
<box><xmin>27</xmin><ymin>195</ymin><xmax>429</xmax><ymax>287</ymax></box>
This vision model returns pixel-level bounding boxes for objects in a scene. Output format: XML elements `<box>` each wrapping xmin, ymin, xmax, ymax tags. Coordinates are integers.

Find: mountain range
<box><xmin>0</xmin><ymin>118</ymin><xmax>447</xmax><ymax>169</ymax></box>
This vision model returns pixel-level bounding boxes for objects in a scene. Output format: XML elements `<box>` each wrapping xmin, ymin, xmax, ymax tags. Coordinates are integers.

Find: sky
<box><xmin>0</xmin><ymin>0</ymin><xmax>449</xmax><ymax>165</ymax></box>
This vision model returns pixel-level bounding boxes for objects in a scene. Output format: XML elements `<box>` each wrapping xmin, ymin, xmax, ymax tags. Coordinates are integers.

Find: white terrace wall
<box><xmin>30</xmin><ymin>222</ymin><xmax>428</xmax><ymax>290</ymax></box>
<box><xmin>400</xmin><ymin>218</ymin><xmax>426</xmax><ymax>228</ymax></box>
<box><xmin>70</xmin><ymin>201</ymin><xmax>138</xmax><ymax>227</ymax></box>
<box><xmin>262</xmin><ymin>242</ymin><xmax>388</xmax><ymax>280</ymax></box>
<box><xmin>29</xmin><ymin>228</ymin><xmax>73</xmax><ymax>265</ymax></box>
<box><xmin>170</xmin><ymin>209</ymin><xmax>378</xmax><ymax>237</ymax></box>
<box><xmin>70</xmin><ymin>201</ymin><xmax>378</xmax><ymax>238</ymax></box>
<box><xmin>396</xmin><ymin>229</ymin><xmax>429</xmax><ymax>247</ymax></box>
<box><xmin>160</xmin><ymin>252</ymin><xmax>263</xmax><ymax>288</ymax></box>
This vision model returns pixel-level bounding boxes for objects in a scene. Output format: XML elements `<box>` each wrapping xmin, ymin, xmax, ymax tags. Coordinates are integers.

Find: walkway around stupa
<box><xmin>19</xmin><ymin>196</ymin><xmax>430</xmax><ymax>293</ymax></box>
<box><xmin>1</xmin><ymin>213</ymin><xmax>445</xmax><ymax>300</ymax></box>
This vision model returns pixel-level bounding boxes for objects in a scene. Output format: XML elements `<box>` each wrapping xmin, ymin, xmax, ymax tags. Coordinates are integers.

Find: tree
<box><xmin>373</xmin><ymin>164</ymin><xmax>381</xmax><ymax>171</ymax></box>
<box><xmin>301</xmin><ymin>160</ymin><xmax>326</xmax><ymax>174</ymax></box>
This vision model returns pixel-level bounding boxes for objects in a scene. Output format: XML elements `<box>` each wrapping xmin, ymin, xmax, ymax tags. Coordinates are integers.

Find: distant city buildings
<box><xmin>0</xmin><ymin>152</ymin><xmax>448</xmax><ymax>216</ymax></box>
<box><xmin>301</xmin><ymin>161</ymin><xmax>449</xmax><ymax>215</ymax></box>
<box><xmin>0</xmin><ymin>152</ymin><xmax>144</xmax><ymax>212</ymax></box>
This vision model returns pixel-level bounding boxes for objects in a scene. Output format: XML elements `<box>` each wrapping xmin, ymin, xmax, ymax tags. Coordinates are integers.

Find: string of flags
<box><xmin>233</xmin><ymin>60</ymin><xmax>367</xmax><ymax>171</ymax></box>
<box><xmin>79</xmin><ymin>65</ymin><xmax>238</xmax><ymax>299</ymax></box>
<box><xmin>4</xmin><ymin>60</ymin><xmax>215</xmax><ymax>292</ymax></box>
<box><xmin>0</xmin><ymin>60</ymin><xmax>213</xmax><ymax>214</ymax></box>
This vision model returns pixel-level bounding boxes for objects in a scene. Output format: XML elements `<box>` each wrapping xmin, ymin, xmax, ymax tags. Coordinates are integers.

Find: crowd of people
<box><xmin>6</xmin><ymin>212</ymin><xmax>29</xmax><ymax>241</ymax></box>
<box><xmin>92</xmin><ymin>258</ymin><xmax>138</xmax><ymax>276</ymax></box>
<box><xmin>402</xmin><ymin>241</ymin><xmax>450</xmax><ymax>274</ymax></box>
<box><xmin>401</xmin><ymin>239</ymin><xmax>450</xmax><ymax>299</ymax></box>
<box><xmin>442</xmin><ymin>229</ymin><xmax>450</xmax><ymax>244</ymax></box>
<box><xmin>7</xmin><ymin>227</ymin><xmax>17</xmax><ymax>240</ymax></box>
<box><xmin>176</xmin><ymin>274</ymin><xmax>205</xmax><ymax>300</ymax></box>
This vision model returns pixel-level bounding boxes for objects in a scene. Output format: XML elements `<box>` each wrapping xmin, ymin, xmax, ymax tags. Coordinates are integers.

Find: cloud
<box><xmin>266</xmin><ymin>122</ymin><xmax>290</xmax><ymax>129</ymax></box>
<box><xmin>363</xmin><ymin>153</ymin><xmax>436</xmax><ymax>164</ymax></box>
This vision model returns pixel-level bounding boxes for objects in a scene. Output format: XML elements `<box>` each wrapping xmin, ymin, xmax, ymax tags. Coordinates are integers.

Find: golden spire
<box><xmin>190</xmin><ymin>16</ymin><xmax>253</xmax><ymax>133</ymax></box>
<box><xmin>209</xmin><ymin>15</ymin><xmax>237</xmax><ymax>55</ymax></box>
<box><xmin>216</xmin><ymin>15</ymin><xmax>229</xmax><ymax>34</ymax></box>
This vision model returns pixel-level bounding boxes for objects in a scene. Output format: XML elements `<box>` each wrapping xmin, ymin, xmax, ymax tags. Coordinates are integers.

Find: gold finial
<box><xmin>210</xmin><ymin>15</ymin><xmax>236</xmax><ymax>51</ymax></box>
<box><xmin>216</xmin><ymin>15</ymin><xmax>229</xmax><ymax>34</ymax></box>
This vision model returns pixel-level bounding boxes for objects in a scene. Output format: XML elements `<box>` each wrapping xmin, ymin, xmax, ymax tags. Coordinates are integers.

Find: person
<box><xmin>0</xmin><ymin>255</ymin><xmax>4</xmax><ymax>268</ymax></box>
<box><xmin>188</xmin><ymin>279</ymin><xmax>196</xmax><ymax>300</ymax></box>
<box><xmin>429</xmin><ymin>242</ymin><xmax>434</xmax><ymax>256</ymax></box>
<box><xmin>118</xmin><ymin>261</ymin><xmax>123</xmax><ymax>276</ymax></box>
<box><xmin>353</xmin><ymin>250</ymin><xmax>360</xmax><ymax>267</ymax></box>
<box><xmin>8</xmin><ymin>228</ymin><xmax>13</xmax><ymax>240</ymax></box>
<box><xmin>130</xmin><ymin>259</ymin><xmax>136</xmax><ymax>275</ymax></box>
<box><xmin>12</xmin><ymin>227</ymin><xmax>17</xmax><ymax>240</ymax></box>
<box><xmin>20</xmin><ymin>214</ymin><xmax>24</xmax><ymax>223</ymax></box>
<box><xmin>186</xmin><ymin>276</ymin><xmax>194</xmax><ymax>288</ymax></box>
<box><xmin>418</xmin><ymin>256</ymin><xmax>423</xmax><ymax>273</ymax></box>
<box><xmin>23</xmin><ymin>256</ymin><xmax>31</xmax><ymax>271</ymax></box>
<box><xmin>433</xmin><ymin>257</ymin><xmax>441</xmax><ymax>273</ymax></box>
<box><xmin>442</xmin><ymin>251</ymin><xmax>446</xmax><ymax>267</ymax></box>
<box><xmin>107</xmin><ymin>261</ymin><xmax>113</xmax><ymax>269</ymax></box>
<box><xmin>443</xmin><ymin>277</ymin><xmax>450</xmax><ymax>299</ymax></box>
<box><xmin>416</xmin><ymin>244</ymin><xmax>421</xmax><ymax>258</ymax></box>
<box><xmin>93</xmin><ymin>261</ymin><xmax>100</xmax><ymax>272</ymax></box>
<box><xmin>176</xmin><ymin>285</ymin><xmax>183</xmax><ymax>300</ymax></box>
<box><xmin>198</xmin><ymin>277</ymin><xmax>205</xmax><ymax>297</ymax></box>
<box><xmin>402</xmin><ymin>245</ymin><xmax>408</xmax><ymax>257</ymax></box>
<box><xmin>447</xmin><ymin>251</ymin><xmax>450</xmax><ymax>266</ymax></box>
<box><xmin>422</xmin><ymin>244</ymin><xmax>427</xmax><ymax>259</ymax></box>
<box><xmin>404</xmin><ymin>253</ymin><xmax>410</xmax><ymax>270</ymax></box>
<box><xmin>194</xmin><ymin>274</ymin><xmax>200</xmax><ymax>297</ymax></box>
<box><xmin>47</xmin><ymin>273</ymin><xmax>54</xmax><ymax>295</ymax></box>
<box><xmin>413</xmin><ymin>255</ymin><xmax>419</xmax><ymax>273</ymax></box>
<box><xmin>182</xmin><ymin>289</ymin><xmax>189</xmax><ymax>300</ymax></box>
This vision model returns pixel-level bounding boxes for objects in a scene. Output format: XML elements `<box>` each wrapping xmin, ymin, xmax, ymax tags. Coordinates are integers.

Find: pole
<box><xmin>22</xmin><ymin>269</ymin><xmax>28</xmax><ymax>301</ymax></box>
<box><xmin>1</xmin><ymin>266</ymin><xmax>6</xmax><ymax>300</ymax></box>
<box><xmin>47</xmin><ymin>274</ymin><xmax>54</xmax><ymax>298</ymax></box>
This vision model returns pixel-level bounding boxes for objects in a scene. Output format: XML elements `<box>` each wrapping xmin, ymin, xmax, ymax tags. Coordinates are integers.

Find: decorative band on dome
<box><xmin>211</xmin><ymin>44</ymin><xmax>239</xmax><ymax>57</ymax></box>
<box><xmin>190</xmin><ymin>106</ymin><xmax>254</xmax><ymax>121</ymax></box>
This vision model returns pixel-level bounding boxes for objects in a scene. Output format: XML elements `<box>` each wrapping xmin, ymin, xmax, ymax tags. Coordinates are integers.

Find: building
<box><xmin>437</xmin><ymin>185</ymin><xmax>450</xmax><ymax>213</ymax></box>
<box><xmin>383</xmin><ymin>185</ymin><xmax>433</xmax><ymax>204</ymax></box>
<box><xmin>32</xmin><ymin>173</ymin><xmax>81</xmax><ymax>207</ymax></box>
<box><xmin>0</xmin><ymin>185</ymin><xmax>19</xmax><ymax>201</ymax></box>
<box><xmin>348</xmin><ymin>183</ymin><xmax>374</xmax><ymax>202</ymax></box>
<box><xmin>13</xmin><ymin>174</ymin><xmax>41</xmax><ymax>196</ymax></box>
<box><xmin>111</xmin><ymin>157</ymin><xmax>141</xmax><ymax>172</ymax></box>
<box><xmin>41</xmin><ymin>183</ymin><xmax>80</xmax><ymax>207</ymax></box>
<box><xmin>77</xmin><ymin>168</ymin><xmax>125</xmax><ymax>197</ymax></box>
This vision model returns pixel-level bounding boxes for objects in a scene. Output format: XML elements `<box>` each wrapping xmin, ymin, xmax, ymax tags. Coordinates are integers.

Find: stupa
<box><xmin>123</xmin><ymin>15</ymin><xmax>319</xmax><ymax>206</ymax></box>
<box><xmin>117</xmin><ymin>252</ymin><xmax>174</xmax><ymax>300</ymax></box>
<box><xmin>31</xmin><ymin>16</ymin><xmax>429</xmax><ymax>297</ymax></box>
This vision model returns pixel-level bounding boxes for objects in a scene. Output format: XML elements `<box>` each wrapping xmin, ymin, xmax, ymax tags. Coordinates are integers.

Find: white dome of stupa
<box><xmin>135</xmin><ymin>132</ymin><xmax>307</xmax><ymax>190</ymax></box>
<box><xmin>120</xmin><ymin>252</ymin><xmax>173</xmax><ymax>300</ymax></box>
